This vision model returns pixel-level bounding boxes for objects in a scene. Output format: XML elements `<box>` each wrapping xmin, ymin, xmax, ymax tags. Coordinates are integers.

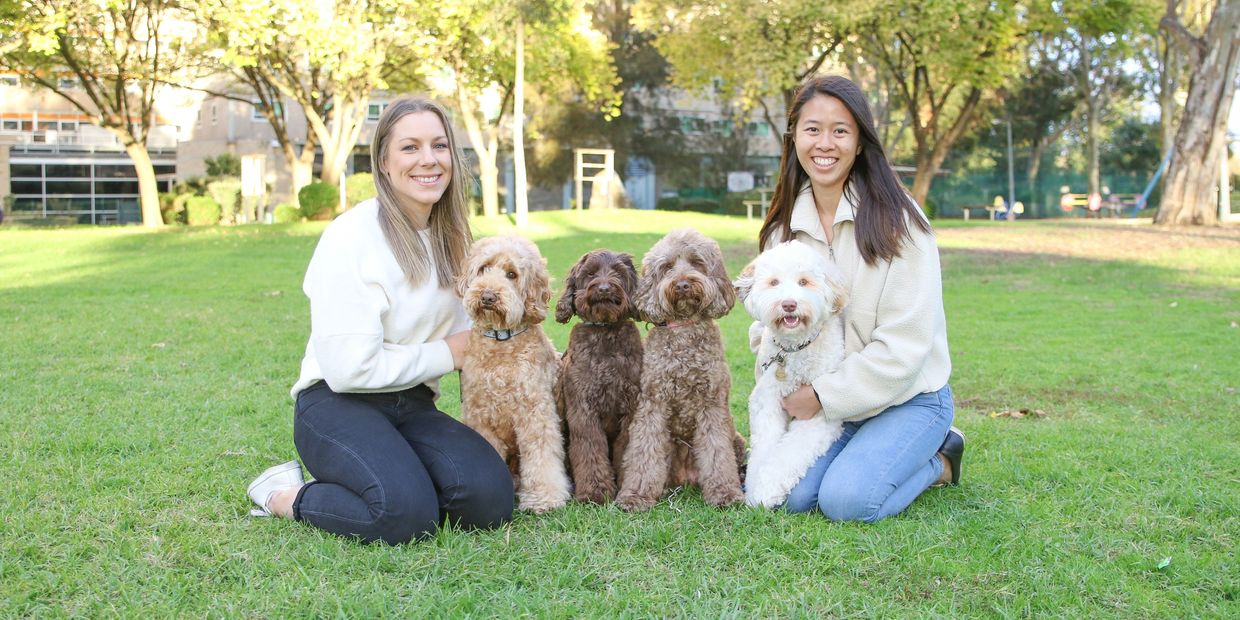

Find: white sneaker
<box><xmin>247</xmin><ymin>460</ymin><xmax>305</xmax><ymax>517</ymax></box>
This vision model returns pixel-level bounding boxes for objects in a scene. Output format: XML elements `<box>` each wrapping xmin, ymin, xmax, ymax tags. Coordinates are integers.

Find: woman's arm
<box><xmin>304</xmin><ymin>225</ymin><xmax>457</xmax><ymax>392</ymax></box>
<box><xmin>809</xmin><ymin>232</ymin><xmax>947</xmax><ymax>420</ymax></box>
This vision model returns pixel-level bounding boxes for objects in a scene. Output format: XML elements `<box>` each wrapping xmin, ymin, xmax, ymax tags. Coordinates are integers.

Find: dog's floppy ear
<box><xmin>555</xmin><ymin>252</ymin><xmax>589</xmax><ymax>323</ymax></box>
<box><xmin>634</xmin><ymin>251</ymin><xmax>665</xmax><ymax>325</ymax></box>
<box><xmin>826</xmin><ymin>274</ymin><xmax>849</xmax><ymax>314</ymax></box>
<box><xmin>703</xmin><ymin>244</ymin><xmax>736</xmax><ymax>319</ymax></box>
<box><xmin>523</xmin><ymin>251</ymin><xmax>552</xmax><ymax>324</ymax></box>
<box><xmin>732</xmin><ymin>260</ymin><xmax>756</xmax><ymax>304</ymax></box>
<box><xmin>618</xmin><ymin>253</ymin><xmax>641</xmax><ymax>321</ymax></box>
<box><xmin>456</xmin><ymin>241</ymin><xmax>487</xmax><ymax>298</ymax></box>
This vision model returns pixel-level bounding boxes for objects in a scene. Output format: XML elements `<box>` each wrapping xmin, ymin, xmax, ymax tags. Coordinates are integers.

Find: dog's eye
<box><xmin>506</xmin><ymin>271</ymin><xmax>518</xmax><ymax>280</ymax></box>
<box><xmin>798</xmin><ymin>278</ymin><xmax>809</xmax><ymax>287</ymax></box>
<box><xmin>769</xmin><ymin>278</ymin><xmax>779</xmax><ymax>286</ymax></box>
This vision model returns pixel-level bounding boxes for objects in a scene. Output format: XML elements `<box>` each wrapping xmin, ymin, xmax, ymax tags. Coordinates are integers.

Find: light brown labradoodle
<box><xmin>458</xmin><ymin>235</ymin><xmax>570</xmax><ymax>513</ymax></box>
<box><xmin>554</xmin><ymin>249</ymin><xmax>643</xmax><ymax>504</ymax></box>
<box><xmin>614</xmin><ymin>228</ymin><xmax>746</xmax><ymax>512</ymax></box>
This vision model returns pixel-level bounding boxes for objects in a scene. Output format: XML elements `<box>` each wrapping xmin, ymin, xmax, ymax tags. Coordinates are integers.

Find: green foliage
<box><xmin>207</xmin><ymin>178</ymin><xmax>242</xmax><ymax>224</ymax></box>
<box><xmin>273</xmin><ymin>203</ymin><xmax>302</xmax><ymax>223</ymax></box>
<box><xmin>185</xmin><ymin>195</ymin><xmax>222</xmax><ymax>226</ymax></box>
<box><xmin>298</xmin><ymin>182</ymin><xmax>337</xmax><ymax>219</ymax></box>
<box><xmin>204</xmin><ymin>153</ymin><xmax>242</xmax><ymax>177</ymax></box>
<box><xmin>1</xmin><ymin>213</ymin><xmax>1237</xmax><ymax>616</ymax></box>
<box><xmin>345</xmin><ymin>173</ymin><xmax>377</xmax><ymax>207</ymax></box>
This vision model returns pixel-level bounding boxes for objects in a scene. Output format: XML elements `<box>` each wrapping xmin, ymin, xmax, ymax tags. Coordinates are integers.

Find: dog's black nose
<box><xmin>782</xmin><ymin>300</ymin><xmax>798</xmax><ymax>313</ymax></box>
<box><xmin>481</xmin><ymin>291</ymin><xmax>497</xmax><ymax>306</ymax></box>
<box><xmin>674</xmin><ymin>279</ymin><xmax>692</xmax><ymax>294</ymax></box>
<box><xmin>595</xmin><ymin>282</ymin><xmax>612</xmax><ymax>294</ymax></box>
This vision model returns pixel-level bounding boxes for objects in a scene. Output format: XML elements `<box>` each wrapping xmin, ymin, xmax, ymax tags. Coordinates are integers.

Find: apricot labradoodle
<box><xmin>457</xmin><ymin>235</ymin><xmax>569</xmax><ymax>513</ymax></box>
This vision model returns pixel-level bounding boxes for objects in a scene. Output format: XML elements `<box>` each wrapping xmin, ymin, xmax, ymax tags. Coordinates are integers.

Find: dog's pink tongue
<box><xmin>782</xmin><ymin>316</ymin><xmax>800</xmax><ymax>328</ymax></box>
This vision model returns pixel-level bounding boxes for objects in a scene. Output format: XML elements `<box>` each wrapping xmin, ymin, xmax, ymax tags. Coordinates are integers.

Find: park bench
<box><xmin>1059</xmin><ymin>192</ymin><xmax>1145</xmax><ymax>218</ymax></box>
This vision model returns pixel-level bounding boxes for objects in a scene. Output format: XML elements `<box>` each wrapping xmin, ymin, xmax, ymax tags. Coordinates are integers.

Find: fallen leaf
<box><xmin>991</xmin><ymin>408</ymin><xmax>1047</xmax><ymax>419</ymax></box>
<box><xmin>151</xmin><ymin>342</ymin><xmax>166</xmax><ymax>349</ymax></box>
<box><xmin>1231</xmin><ymin>321</ymin><xmax>1238</xmax><ymax>328</ymax></box>
<box><xmin>1225</xmin><ymin>387</ymin><xmax>1236</xmax><ymax>394</ymax></box>
<box><xmin>1169</xmin><ymin>301</ymin><xmax>1178</xmax><ymax>308</ymax></box>
<box><xmin>263</xmin><ymin>290</ymin><xmax>283</xmax><ymax>297</ymax></box>
<box><xmin>1157</xmin><ymin>557</ymin><xmax>1171</xmax><ymax>570</ymax></box>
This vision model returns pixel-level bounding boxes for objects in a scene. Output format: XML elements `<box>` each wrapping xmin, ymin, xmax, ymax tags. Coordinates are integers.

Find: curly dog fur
<box><xmin>614</xmin><ymin>228</ymin><xmax>746</xmax><ymax>512</ymax></box>
<box><xmin>458</xmin><ymin>235</ymin><xmax>569</xmax><ymax>513</ymax></box>
<box><xmin>554</xmin><ymin>249</ymin><xmax>644</xmax><ymax>504</ymax></box>
<box><xmin>735</xmin><ymin>240</ymin><xmax>848</xmax><ymax>508</ymax></box>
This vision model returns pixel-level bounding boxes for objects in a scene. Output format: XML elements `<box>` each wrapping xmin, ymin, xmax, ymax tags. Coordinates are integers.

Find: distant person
<box><xmin>752</xmin><ymin>75</ymin><xmax>963</xmax><ymax>522</ymax></box>
<box><xmin>246</xmin><ymin>98</ymin><xmax>513</xmax><ymax>544</ymax></box>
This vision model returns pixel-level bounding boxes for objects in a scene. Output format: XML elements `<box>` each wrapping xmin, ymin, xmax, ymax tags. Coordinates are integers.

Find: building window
<box><xmin>59</xmin><ymin>121</ymin><xmax>77</xmax><ymax>132</ymax></box>
<box><xmin>211</xmin><ymin>103</ymin><xmax>218</xmax><ymax>125</ymax></box>
<box><xmin>57</xmin><ymin>77</ymin><xmax>80</xmax><ymax>89</ymax></box>
<box><xmin>0</xmin><ymin>75</ymin><xmax>18</xmax><ymax>87</ymax></box>
<box><xmin>252</xmin><ymin>100</ymin><xmax>284</xmax><ymax>121</ymax></box>
<box><xmin>367</xmin><ymin>102</ymin><xmax>387</xmax><ymax>121</ymax></box>
<box><xmin>2</xmin><ymin>119</ymin><xmax>18</xmax><ymax>131</ymax></box>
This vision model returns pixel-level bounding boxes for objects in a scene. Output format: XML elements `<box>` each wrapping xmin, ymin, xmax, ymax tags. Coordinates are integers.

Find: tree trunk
<box><xmin>458</xmin><ymin>85</ymin><xmax>500</xmax><ymax>217</ymax></box>
<box><xmin>124</xmin><ymin>141</ymin><xmax>162</xmax><ymax>227</ymax></box>
<box><xmin>1086</xmin><ymin>100</ymin><xmax>1101</xmax><ymax>195</ymax></box>
<box><xmin>1156</xmin><ymin>0</ymin><xmax>1240</xmax><ymax>225</ymax></box>
<box><xmin>513</xmin><ymin>18</ymin><xmax>529</xmax><ymax>227</ymax></box>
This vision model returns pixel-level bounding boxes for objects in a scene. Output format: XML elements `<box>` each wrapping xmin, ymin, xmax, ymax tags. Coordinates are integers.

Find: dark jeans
<box><xmin>292</xmin><ymin>381</ymin><xmax>514</xmax><ymax>544</ymax></box>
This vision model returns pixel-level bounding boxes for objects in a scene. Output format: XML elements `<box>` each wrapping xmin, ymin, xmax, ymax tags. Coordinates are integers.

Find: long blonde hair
<box><xmin>371</xmin><ymin>98</ymin><xmax>473</xmax><ymax>288</ymax></box>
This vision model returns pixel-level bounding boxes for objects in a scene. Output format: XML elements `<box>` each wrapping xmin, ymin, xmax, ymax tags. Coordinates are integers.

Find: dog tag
<box><xmin>775</xmin><ymin>366</ymin><xmax>787</xmax><ymax>381</ymax></box>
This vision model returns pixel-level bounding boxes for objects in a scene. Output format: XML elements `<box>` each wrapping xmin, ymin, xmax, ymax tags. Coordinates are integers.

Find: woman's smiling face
<box><xmin>794</xmin><ymin>93</ymin><xmax>859</xmax><ymax>196</ymax></box>
<box><xmin>381</xmin><ymin>111</ymin><xmax>453</xmax><ymax>218</ymax></box>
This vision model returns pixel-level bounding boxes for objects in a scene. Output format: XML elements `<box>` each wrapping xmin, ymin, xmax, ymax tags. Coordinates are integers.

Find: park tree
<box><xmin>198</xmin><ymin>0</ymin><xmax>407</xmax><ymax>192</ymax></box>
<box><xmin>1041</xmin><ymin>0</ymin><xmax>1159</xmax><ymax>197</ymax></box>
<box><xmin>522</xmin><ymin>0</ymin><xmax>689</xmax><ymax>199</ymax></box>
<box><xmin>423</xmin><ymin>0</ymin><xmax>618</xmax><ymax>221</ymax></box>
<box><xmin>0</xmin><ymin>0</ymin><xmax>199</xmax><ymax>227</ymax></box>
<box><xmin>857</xmin><ymin>0</ymin><xmax>1025</xmax><ymax>206</ymax></box>
<box><xmin>1155</xmin><ymin>0</ymin><xmax>1239</xmax><ymax>225</ymax></box>
<box><xmin>633</xmin><ymin>0</ymin><xmax>848</xmax><ymax>147</ymax></box>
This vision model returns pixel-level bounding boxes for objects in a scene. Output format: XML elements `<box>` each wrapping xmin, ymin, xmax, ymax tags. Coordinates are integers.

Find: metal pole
<box><xmin>1006</xmin><ymin>117</ymin><xmax>1015</xmax><ymax>212</ymax></box>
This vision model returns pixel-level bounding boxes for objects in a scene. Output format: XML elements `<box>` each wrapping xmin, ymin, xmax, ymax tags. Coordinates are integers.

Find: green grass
<box><xmin>1</xmin><ymin>212</ymin><xmax>1237</xmax><ymax>617</ymax></box>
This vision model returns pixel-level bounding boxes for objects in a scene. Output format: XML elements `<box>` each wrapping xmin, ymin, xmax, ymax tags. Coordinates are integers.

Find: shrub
<box><xmin>186</xmin><ymin>195</ymin><xmax>222</xmax><ymax>225</ymax></box>
<box><xmin>207</xmin><ymin>177</ymin><xmax>242</xmax><ymax>224</ymax></box>
<box><xmin>299</xmin><ymin>182</ymin><xmax>337</xmax><ymax>220</ymax></box>
<box><xmin>158</xmin><ymin>192</ymin><xmax>183</xmax><ymax>225</ymax></box>
<box><xmin>922</xmin><ymin>196</ymin><xmax>937</xmax><ymax>220</ymax></box>
<box><xmin>204</xmin><ymin>153</ymin><xmax>241</xmax><ymax>177</ymax></box>
<box><xmin>656</xmin><ymin>196</ymin><xmax>682</xmax><ymax>211</ymax></box>
<box><xmin>679</xmin><ymin>198</ymin><xmax>720</xmax><ymax>213</ymax></box>
<box><xmin>346</xmin><ymin>173</ymin><xmax>377</xmax><ymax>207</ymax></box>
<box><xmin>273</xmin><ymin>203</ymin><xmax>302</xmax><ymax>224</ymax></box>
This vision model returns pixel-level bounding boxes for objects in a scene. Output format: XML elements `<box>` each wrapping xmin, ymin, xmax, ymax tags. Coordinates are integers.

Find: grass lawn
<box><xmin>1</xmin><ymin>211</ymin><xmax>1237</xmax><ymax>617</ymax></box>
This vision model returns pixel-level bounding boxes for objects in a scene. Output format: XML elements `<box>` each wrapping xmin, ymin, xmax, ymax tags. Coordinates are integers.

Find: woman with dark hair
<box><xmin>245</xmin><ymin>98</ymin><xmax>514</xmax><ymax>544</ymax></box>
<box><xmin>754</xmin><ymin>75</ymin><xmax>964</xmax><ymax>522</ymax></box>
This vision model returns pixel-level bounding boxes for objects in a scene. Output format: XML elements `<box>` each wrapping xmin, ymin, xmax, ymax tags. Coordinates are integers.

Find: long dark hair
<box><xmin>759</xmin><ymin>75</ymin><xmax>929</xmax><ymax>265</ymax></box>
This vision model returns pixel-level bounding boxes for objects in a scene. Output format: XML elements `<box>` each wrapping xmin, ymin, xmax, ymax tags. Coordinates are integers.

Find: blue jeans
<box><xmin>292</xmin><ymin>381</ymin><xmax>514</xmax><ymax>544</ymax></box>
<box><xmin>783</xmin><ymin>385</ymin><xmax>954</xmax><ymax>522</ymax></box>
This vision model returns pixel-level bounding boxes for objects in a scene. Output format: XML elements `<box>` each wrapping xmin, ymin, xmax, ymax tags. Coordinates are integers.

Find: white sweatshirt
<box><xmin>290</xmin><ymin>199</ymin><xmax>469</xmax><ymax>399</ymax></box>
<box><xmin>764</xmin><ymin>185</ymin><xmax>952</xmax><ymax>422</ymax></box>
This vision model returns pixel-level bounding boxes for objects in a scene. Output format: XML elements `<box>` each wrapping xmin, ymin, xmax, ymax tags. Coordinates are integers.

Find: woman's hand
<box><xmin>782</xmin><ymin>385</ymin><xmax>822</xmax><ymax>421</ymax></box>
<box><xmin>445</xmin><ymin>331</ymin><xmax>469</xmax><ymax>370</ymax></box>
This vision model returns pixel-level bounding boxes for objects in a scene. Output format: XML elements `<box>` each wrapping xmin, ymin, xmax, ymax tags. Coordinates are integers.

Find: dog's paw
<box><xmin>574</xmin><ymin>483</ymin><xmax>615</xmax><ymax>505</ymax></box>
<box><xmin>614</xmin><ymin>490</ymin><xmax>656</xmax><ymax>512</ymax></box>
<box><xmin>518</xmin><ymin>496</ymin><xmax>567</xmax><ymax>514</ymax></box>
<box><xmin>745</xmin><ymin>488</ymin><xmax>785</xmax><ymax>509</ymax></box>
<box><xmin>704</xmin><ymin>486</ymin><xmax>744</xmax><ymax>508</ymax></box>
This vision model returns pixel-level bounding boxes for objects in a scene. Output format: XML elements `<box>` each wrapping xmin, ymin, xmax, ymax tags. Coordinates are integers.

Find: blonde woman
<box><xmin>247</xmin><ymin>98</ymin><xmax>513</xmax><ymax>544</ymax></box>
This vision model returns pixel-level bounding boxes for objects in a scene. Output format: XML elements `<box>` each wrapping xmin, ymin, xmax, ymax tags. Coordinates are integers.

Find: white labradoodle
<box><xmin>735</xmin><ymin>240</ymin><xmax>848</xmax><ymax>508</ymax></box>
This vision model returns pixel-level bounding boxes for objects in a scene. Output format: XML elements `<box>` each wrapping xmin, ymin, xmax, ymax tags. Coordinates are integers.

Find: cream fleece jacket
<box><xmin>761</xmin><ymin>185</ymin><xmax>952</xmax><ymax>422</ymax></box>
<box><xmin>291</xmin><ymin>199</ymin><xmax>469</xmax><ymax>399</ymax></box>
